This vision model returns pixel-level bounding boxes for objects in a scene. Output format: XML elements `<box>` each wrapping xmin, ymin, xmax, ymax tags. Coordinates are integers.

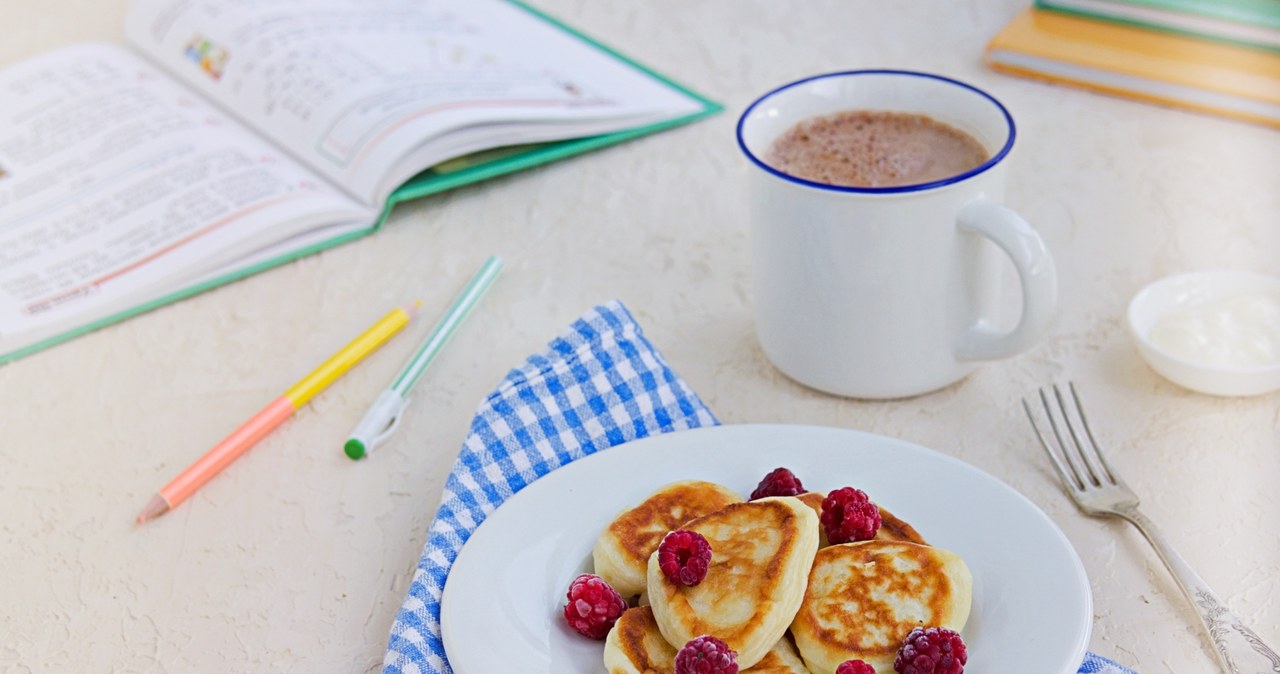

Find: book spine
<box><xmin>983</xmin><ymin>55</ymin><xmax>1280</xmax><ymax>130</ymax></box>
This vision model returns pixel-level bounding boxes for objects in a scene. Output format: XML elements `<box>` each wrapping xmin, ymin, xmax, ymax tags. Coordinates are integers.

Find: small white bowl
<box><xmin>1127</xmin><ymin>270</ymin><xmax>1280</xmax><ymax>397</ymax></box>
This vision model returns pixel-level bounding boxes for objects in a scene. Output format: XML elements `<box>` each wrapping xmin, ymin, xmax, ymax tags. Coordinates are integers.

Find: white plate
<box><xmin>440</xmin><ymin>424</ymin><xmax>1092</xmax><ymax>673</ymax></box>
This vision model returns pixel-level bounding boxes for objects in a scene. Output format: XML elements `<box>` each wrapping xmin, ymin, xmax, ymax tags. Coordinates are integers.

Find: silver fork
<box><xmin>1023</xmin><ymin>382</ymin><xmax>1280</xmax><ymax>674</ymax></box>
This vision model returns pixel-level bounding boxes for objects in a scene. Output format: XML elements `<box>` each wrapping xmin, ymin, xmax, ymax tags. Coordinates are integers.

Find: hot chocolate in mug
<box><xmin>737</xmin><ymin>70</ymin><xmax>1057</xmax><ymax>399</ymax></box>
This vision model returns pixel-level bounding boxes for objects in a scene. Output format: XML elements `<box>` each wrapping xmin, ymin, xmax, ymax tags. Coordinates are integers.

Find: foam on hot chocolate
<box><xmin>764</xmin><ymin>110</ymin><xmax>988</xmax><ymax>188</ymax></box>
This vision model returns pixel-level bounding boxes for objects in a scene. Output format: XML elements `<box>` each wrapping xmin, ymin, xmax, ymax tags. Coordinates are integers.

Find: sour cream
<box><xmin>1148</xmin><ymin>291</ymin><xmax>1280</xmax><ymax>368</ymax></box>
<box><xmin>1129</xmin><ymin>271</ymin><xmax>1280</xmax><ymax>396</ymax></box>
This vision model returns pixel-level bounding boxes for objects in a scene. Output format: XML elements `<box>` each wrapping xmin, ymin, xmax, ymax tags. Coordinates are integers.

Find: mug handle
<box><xmin>952</xmin><ymin>197</ymin><xmax>1058</xmax><ymax>361</ymax></box>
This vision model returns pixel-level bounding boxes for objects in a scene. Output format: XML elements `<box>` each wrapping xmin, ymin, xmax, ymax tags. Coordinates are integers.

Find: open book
<box><xmin>0</xmin><ymin>0</ymin><xmax>718</xmax><ymax>364</ymax></box>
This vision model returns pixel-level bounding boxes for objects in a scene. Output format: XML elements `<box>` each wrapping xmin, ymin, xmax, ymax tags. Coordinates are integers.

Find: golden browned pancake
<box><xmin>790</xmin><ymin>540</ymin><xmax>972</xmax><ymax>674</ymax></box>
<box><xmin>746</xmin><ymin>637</ymin><xmax>810</xmax><ymax>674</ymax></box>
<box><xmin>646</xmin><ymin>496</ymin><xmax>819</xmax><ymax>669</ymax></box>
<box><xmin>603</xmin><ymin>606</ymin><xmax>808</xmax><ymax>674</ymax></box>
<box><xmin>604</xmin><ymin>606</ymin><xmax>674</xmax><ymax>674</ymax></box>
<box><xmin>594</xmin><ymin>481</ymin><xmax>742</xmax><ymax>597</ymax></box>
<box><xmin>795</xmin><ymin>491</ymin><xmax>928</xmax><ymax>547</ymax></box>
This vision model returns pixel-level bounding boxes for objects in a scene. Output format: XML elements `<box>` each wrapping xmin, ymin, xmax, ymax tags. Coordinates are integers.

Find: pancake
<box><xmin>646</xmin><ymin>496</ymin><xmax>819</xmax><ymax>669</ymax></box>
<box><xmin>603</xmin><ymin>606</ymin><xmax>808</xmax><ymax>674</ymax></box>
<box><xmin>594</xmin><ymin>480</ymin><xmax>742</xmax><ymax>597</ymax></box>
<box><xmin>604</xmin><ymin>606</ymin><xmax>674</xmax><ymax>674</ymax></box>
<box><xmin>790</xmin><ymin>540</ymin><xmax>972</xmax><ymax>674</ymax></box>
<box><xmin>744</xmin><ymin>636</ymin><xmax>811</xmax><ymax>674</ymax></box>
<box><xmin>796</xmin><ymin>491</ymin><xmax>928</xmax><ymax>547</ymax></box>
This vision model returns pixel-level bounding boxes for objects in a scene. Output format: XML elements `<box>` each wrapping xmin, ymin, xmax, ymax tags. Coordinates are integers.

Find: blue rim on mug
<box><xmin>736</xmin><ymin>70</ymin><xmax>1017</xmax><ymax>195</ymax></box>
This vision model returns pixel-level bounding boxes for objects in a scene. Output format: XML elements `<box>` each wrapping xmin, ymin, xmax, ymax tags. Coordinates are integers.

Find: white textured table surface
<box><xmin>2</xmin><ymin>2</ymin><xmax>1278</xmax><ymax>673</ymax></box>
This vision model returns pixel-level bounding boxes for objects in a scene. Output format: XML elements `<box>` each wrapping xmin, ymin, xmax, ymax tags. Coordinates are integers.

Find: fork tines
<box><xmin>1022</xmin><ymin>382</ymin><xmax>1121</xmax><ymax>493</ymax></box>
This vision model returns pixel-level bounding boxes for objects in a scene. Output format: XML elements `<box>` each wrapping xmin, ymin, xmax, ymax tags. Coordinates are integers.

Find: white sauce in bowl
<box><xmin>1148</xmin><ymin>291</ymin><xmax>1280</xmax><ymax>368</ymax></box>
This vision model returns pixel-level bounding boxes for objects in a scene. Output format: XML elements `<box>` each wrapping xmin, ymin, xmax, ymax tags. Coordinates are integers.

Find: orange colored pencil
<box><xmin>136</xmin><ymin>302</ymin><xmax>419</xmax><ymax>523</ymax></box>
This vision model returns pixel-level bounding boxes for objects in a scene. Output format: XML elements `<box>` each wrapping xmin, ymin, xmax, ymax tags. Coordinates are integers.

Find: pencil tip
<box><xmin>136</xmin><ymin>495</ymin><xmax>170</xmax><ymax>524</ymax></box>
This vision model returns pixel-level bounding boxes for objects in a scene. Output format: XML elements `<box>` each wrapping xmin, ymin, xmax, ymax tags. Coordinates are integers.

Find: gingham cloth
<box><xmin>381</xmin><ymin>300</ymin><xmax>1136</xmax><ymax>674</ymax></box>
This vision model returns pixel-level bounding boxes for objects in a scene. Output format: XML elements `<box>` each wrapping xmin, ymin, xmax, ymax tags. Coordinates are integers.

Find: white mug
<box><xmin>737</xmin><ymin>70</ymin><xmax>1057</xmax><ymax>399</ymax></box>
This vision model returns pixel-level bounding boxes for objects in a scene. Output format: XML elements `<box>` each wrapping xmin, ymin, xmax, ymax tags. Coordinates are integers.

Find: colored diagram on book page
<box><xmin>183</xmin><ymin>34</ymin><xmax>230</xmax><ymax>81</ymax></box>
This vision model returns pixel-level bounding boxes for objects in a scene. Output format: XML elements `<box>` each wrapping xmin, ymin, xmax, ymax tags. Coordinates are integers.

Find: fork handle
<box><xmin>1121</xmin><ymin>508</ymin><xmax>1280</xmax><ymax>673</ymax></box>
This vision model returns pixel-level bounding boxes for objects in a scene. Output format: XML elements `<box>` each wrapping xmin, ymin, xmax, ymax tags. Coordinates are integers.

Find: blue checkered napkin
<box><xmin>380</xmin><ymin>300</ymin><xmax>1136</xmax><ymax>674</ymax></box>
<box><xmin>381</xmin><ymin>300</ymin><xmax>718</xmax><ymax>673</ymax></box>
<box><xmin>1079</xmin><ymin>653</ymin><xmax>1137</xmax><ymax>674</ymax></box>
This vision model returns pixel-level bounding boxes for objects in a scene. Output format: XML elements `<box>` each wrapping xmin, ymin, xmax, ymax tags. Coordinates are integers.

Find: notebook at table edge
<box><xmin>1036</xmin><ymin>0</ymin><xmax>1280</xmax><ymax>29</ymax></box>
<box><xmin>0</xmin><ymin>0</ymin><xmax>721</xmax><ymax>366</ymax></box>
<box><xmin>1033</xmin><ymin>0</ymin><xmax>1280</xmax><ymax>52</ymax></box>
<box><xmin>984</xmin><ymin>8</ymin><xmax>1280</xmax><ymax>128</ymax></box>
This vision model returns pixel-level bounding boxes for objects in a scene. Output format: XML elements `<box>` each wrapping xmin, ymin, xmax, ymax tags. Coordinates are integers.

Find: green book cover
<box><xmin>1035</xmin><ymin>0</ymin><xmax>1280</xmax><ymax>50</ymax></box>
<box><xmin>0</xmin><ymin>0</ymin><xmax>721</xmax><ymax>365</ymax></box>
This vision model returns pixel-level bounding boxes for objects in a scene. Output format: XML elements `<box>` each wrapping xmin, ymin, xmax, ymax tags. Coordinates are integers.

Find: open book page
<box><xmin>123</xmin><ymin>0</ymin><xmax>707</xmax><ymax>204</ymax></box>
<box><xmin>0</xmin><ymin>43</ymin><xmax>373</xmax><ymax>357</ymax></box>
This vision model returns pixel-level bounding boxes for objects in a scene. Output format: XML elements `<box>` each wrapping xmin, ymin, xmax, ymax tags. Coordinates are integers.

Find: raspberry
<box><xmin>658</xmin><ymin>530</ymin><xmax>713</xmax><ymax>586</ymax></box>
<box><xmin>749</xmin><ymin>467</ymin><xmax>806</xmax><ymax>500</ymax></box>
<box><xmin>837</xmin><ymin>661</ymin><xmax>877</xmax><ymax>674</ymax></box>
<box><xmin>674</xmin><ymin>635</ymin><xmax>739</xmax><ymax>674</ymax></box>
<box><xmin>562</xmin><ymin>574</ymin><xmax>627</xmax><ymax>640</ymax></box>
<box><xmin>894</xmin><ymin>627</ymin><xmax>968</xmax><ymax>674</ymax></box>
<box><xmin>821</xmin><ymin>487</ymin><xmax>882</xmax><ymax>544</ymax></box>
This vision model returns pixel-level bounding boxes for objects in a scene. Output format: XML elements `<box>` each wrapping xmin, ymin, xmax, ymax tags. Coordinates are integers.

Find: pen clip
<box><xmin>348</xmin><ymin>389</ymin><xmax>409</xmax><ymax>458</ymax></box>
<box><xmin>367</xmin><ymin>397</ymin><xmax>408</xmax><ymax>450</ymax></box>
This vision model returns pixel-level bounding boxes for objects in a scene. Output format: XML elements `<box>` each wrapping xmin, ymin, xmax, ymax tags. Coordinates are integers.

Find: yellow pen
<box><xmin>136</xmin><ymin>302</ymin><xmax>419</xmax><ymax>523</ymax></box>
